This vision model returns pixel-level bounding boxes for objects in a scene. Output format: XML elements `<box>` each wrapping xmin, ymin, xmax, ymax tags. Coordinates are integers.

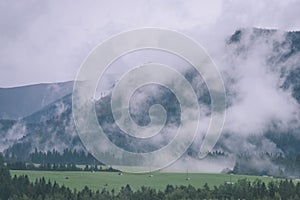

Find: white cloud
<box><xmin>1</xmin><ymin>0</ymin><xmax>299</xmax><ymax>87</ymax></box>
<box><xmin>0</xmin><ymin>0</ymin><xmax>222</xmax><ymax>87</ymax></box>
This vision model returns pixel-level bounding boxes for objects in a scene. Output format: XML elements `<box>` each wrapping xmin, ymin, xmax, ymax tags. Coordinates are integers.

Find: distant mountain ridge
<box><xmin>0</xmin><ymin>81</ymin><xmax>74</xmax><ymax>119</ymax></box>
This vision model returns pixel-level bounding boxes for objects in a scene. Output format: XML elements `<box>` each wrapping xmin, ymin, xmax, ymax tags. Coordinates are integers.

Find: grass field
<box><xmin>11</xmin><ymin>170</ymin><xmax>280</xmax><ymax>192</ymax></box>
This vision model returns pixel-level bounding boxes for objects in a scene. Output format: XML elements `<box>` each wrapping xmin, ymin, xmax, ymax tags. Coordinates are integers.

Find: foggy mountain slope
<box><xmin>2</xmin><ymin>28</ymin><xmax>300</xmax><ymax>171</ymax></box>
<box><xmin>1</xmin><ymin>69</ymin><xmax>210</xmax><ymax>158</ymax></box>
<box><xmin>23</xmin><ymin>93</ymin><xmax>72</xmax><ymax>124</ymax></box>
<box><xmin>219</xmin><ymin>28</ymin><xmax>300</xmax><ymax>155</ymax></box>
<box><xmin>0</xmin><ymin>119</ymin><xmax>21</xmax><ymax>152</ymax></box>
<box><xmin>2</xmin><ymin>94</ymin><xmax>83</xmax><ymax>159</ymax></box>
<box><xmin>0</xmin><ymin>81</ymin><xmax>74</xmax><ymax>119</ymax></box>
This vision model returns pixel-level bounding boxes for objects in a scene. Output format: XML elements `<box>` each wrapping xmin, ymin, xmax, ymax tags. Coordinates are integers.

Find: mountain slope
<box><xmin>0</xmin><ymin>81</ymin><xmax>73</xmax><ymax>119</ymax></box>
<box><xmin>1</xmin><ymin>28</ymin><xmax>300</xmax><ymax>176</ymax></box>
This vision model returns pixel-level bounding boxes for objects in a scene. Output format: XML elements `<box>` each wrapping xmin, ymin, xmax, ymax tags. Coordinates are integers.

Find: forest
<box><xmin>4</xmin><ymin>148</ymin><xmax>102</xmax><ymax>165</ymax></box>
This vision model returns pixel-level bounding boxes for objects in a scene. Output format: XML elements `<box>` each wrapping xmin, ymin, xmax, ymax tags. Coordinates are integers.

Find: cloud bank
<box><xmin>1</xmin><ymin>0</ymin><xmax>300</xmax><ymax>87</ymax></box>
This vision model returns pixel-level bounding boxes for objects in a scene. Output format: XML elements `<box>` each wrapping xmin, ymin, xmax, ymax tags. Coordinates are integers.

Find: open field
<box><xmin>11</xmin><ymin>170</ymin><xmax>281</xmax><ymax>192</ymax></box>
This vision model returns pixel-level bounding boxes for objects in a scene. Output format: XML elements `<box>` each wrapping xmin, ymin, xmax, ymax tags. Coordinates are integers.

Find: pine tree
<box><xmin>0</xmin><ymin>153</ymin><xmax>12</xmax><ymax>200</ymax></box>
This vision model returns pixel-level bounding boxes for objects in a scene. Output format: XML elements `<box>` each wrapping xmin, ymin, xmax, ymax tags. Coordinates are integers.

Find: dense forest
<box><xmin>4</xmin><ymin>148</ymin><xmax>102</xmax><ymax>165</ymax></box>
<box><xmin>5</xmin><ymin>162</ymin><xmax>119</xmax><ymax>172</ymax></box>
<box><xmin>1</xmin><ymin>154</ymin><xmax>300</xmax><ymax>200</ymax></box>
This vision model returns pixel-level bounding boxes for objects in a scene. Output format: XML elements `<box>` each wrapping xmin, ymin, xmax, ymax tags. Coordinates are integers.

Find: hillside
<box><xmin>1</xmin><ymin>28</ymin><xmax>300</xmax><ymax>177</ymax></box>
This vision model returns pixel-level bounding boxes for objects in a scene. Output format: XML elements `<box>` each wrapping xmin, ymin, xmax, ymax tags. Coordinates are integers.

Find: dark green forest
<box><xmin>4</xmin><ymin>148</ymin><xmax>102</xmax><ymax>165</ymax></box>
<box><xmin>5</xmin><ymin>162</ymin><xmax>119</xmax><ymax>172</ymax></box>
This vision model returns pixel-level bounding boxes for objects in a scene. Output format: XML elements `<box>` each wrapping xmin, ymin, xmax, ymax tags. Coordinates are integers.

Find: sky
<box><xmin>1</xmin><ymin>0</ymin><xmax>300</xmax><ymax>87</ymax></box>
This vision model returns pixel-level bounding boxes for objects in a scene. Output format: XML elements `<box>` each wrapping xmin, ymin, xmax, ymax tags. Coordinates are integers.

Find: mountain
<box><xmin>0</xmin><ymin>81</ymin><xmax>73</xmax><ymax>119</ymax></box>
<box><xmin>0</xmin><ymin>93</ymin><xmax>82</xmax><ymax>158</ymax></box>
<box><xmin>1</xmin><ymin>28</ymin><xmax>300</xmax><ymax>176</ymax></box>
<box><xmin>224</xmin><ymin>28</ymin><xmax>300</xmax><ymax>154</ymax></box>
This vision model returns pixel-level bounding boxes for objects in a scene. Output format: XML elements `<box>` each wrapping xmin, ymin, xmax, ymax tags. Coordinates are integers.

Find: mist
<box><xmin>1</xmin><ymin>1</ymin><xmax>300</xmax><ymax>174</ymax></box>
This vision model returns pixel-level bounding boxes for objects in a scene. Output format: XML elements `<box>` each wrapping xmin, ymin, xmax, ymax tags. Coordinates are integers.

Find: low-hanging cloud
<box><xmin>222</xmin><ymin>30</ymin><xmax>300</xmax><ymax>136</ymax></box>
<box><xmin>1</xmin><ymin>0</ymin><xmax>300</xmax><ymax>173</ymax></box>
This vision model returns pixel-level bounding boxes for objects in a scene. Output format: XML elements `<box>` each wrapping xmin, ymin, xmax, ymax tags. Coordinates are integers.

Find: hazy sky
<box><xmin>1</xmin><ymin>0</ymin><xmax>300</xmax><ymax>87</ymax></box>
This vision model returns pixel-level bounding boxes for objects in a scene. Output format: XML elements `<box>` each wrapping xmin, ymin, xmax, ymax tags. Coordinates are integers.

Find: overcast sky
<box><xmin>1</xmin><ymin>0</ymin><xmax>300</xmax><ymax>87</ymax></box>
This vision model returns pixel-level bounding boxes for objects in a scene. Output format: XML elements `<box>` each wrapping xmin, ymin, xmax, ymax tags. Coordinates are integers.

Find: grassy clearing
<box><xmin>10</xmin><ymin>170</ymin><xmax>280</xmax><ymax>192</ymax></box>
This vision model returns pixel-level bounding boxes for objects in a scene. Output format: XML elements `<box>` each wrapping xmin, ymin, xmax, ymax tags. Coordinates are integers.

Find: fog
<box><xmin>1</xmin><ymin>1</ymin><xmax>300</xmax><ymax>173</ymax></box>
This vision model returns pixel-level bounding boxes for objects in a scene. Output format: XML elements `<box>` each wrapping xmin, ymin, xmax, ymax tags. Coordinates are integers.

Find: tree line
<box><xmin>1</xmin><ymin>153</ymin><xmax>300</xmax><ymax>200</ymax></box>
<box><xmin>4</xmin><ymin>148</ymin><xmax>103</xmax><ymax>165</ymax></box>
<box><xmin>6</xmin><ymin>161</ymin><xmax>119</xmax><ymax>172</ymax></box>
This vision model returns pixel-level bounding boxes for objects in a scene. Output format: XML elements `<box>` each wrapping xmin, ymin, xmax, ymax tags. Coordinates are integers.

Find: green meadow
<box><xmin>11</xmin><ymin>170</ymin><xmax>279</xmax><ymax>192</ymax></box>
